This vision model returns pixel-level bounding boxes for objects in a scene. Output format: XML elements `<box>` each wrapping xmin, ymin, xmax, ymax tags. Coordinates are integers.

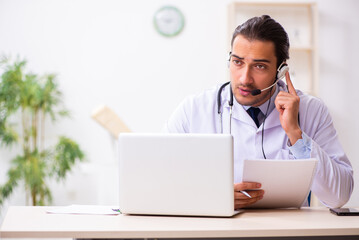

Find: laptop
<box><xmin>118</xmin><ymin>133</ymin><xmax>238</xmax><ymax>217</ymax></box>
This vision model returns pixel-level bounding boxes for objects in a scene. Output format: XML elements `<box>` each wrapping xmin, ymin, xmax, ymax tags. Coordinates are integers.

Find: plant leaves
<box><xmin>0</xmin><ymin>55</ymin><xmax>84</xmax><ymax>207</ymax></box>
<box><xmin>52</xmin><ymin>136</ymin><xmax>85</xmax><ymax>181</ymax></box>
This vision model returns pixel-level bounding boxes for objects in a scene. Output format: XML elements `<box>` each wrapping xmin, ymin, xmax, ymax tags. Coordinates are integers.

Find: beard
<box><xmin>232</xmin><ymin>83</ymin><xmax>275</xmax><ymax>107</ymax></box>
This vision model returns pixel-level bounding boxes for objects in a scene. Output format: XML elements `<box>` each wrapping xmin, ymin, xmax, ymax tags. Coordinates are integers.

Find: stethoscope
<box><xmin>217</xmin><ymin>81</ymin><xmax>233</xmax><ymax>134</ymax></box>
<box><xmin>217</xmin><ymin>81</ymin><xmax>273</xmax><ymax>159</ymax></box>
<box><xmin>217</xmin><ymin>61</ymin><xmax>289</xmax><ymax>158</ymax></box>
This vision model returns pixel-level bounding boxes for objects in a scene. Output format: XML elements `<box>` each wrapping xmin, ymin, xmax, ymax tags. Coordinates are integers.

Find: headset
<box><xmin>218</xmin><ymin>55</ymin><xmax>289</xmax><ymax>158</ymax></box>
<box><xmin>251</xmin><ymin>62</ymin><xmax>289</xmax><ymax>96</ymax></box>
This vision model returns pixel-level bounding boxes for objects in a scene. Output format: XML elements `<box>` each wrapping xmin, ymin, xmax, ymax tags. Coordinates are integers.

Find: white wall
<box><xmin>316</xmin><ymin>0</ymin><xmax>359</xmax><ymax>206</ymax></box>
<box><xmin>0</xmin><ymin>0</ymin><xmax>358</xmax><ymax>221</ymax></box>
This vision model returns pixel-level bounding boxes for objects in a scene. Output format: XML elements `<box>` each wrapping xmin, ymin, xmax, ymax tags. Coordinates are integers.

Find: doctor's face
<box><xmin>229</xmin><ymin>35</ymin><xmax>278</xmax><ymax>107</ymax></box>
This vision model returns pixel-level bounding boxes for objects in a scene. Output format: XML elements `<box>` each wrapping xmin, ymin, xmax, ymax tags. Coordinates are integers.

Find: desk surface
<box><xmin>1</xmin><ymin>206</ymin><xmax>359</xmax><ymax>239</ymax></box>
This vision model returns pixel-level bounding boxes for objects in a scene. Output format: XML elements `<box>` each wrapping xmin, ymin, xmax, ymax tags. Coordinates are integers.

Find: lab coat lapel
<box><xmin>230</xmin><ymin>100</ymin><xmax>258</xmax><ymax>127</ymax></box>
<box><xmin>262</xmin><ymin>108</ymin><xmax>282</xmax><ymax>130</ymax></box>
<box><xmin>224</xmin><ymin>97</ymin><xmax>282</xmax><ymax>129</ymax></box>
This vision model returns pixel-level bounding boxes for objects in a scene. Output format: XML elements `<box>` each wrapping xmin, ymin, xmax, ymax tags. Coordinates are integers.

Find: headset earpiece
<box><xmin>276</xmin><ymin>63</ymin><xmax>289</xmax><ymax>80</ymax></box>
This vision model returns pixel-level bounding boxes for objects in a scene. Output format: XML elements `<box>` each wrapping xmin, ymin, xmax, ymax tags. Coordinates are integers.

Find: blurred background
<box><xmin>0</xmin><ymin>0</ymin><xmax>358</xmax><ymax>223</ymax></box>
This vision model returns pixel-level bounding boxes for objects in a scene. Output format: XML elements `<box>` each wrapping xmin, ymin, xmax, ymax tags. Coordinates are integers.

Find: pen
<box><xmin>112</xmin><ymin>208</ymin><xmax>122</xmax><ymax>214</ymax></box>
<box><xmin>240</xmin><ymin>190</ymin><xmax>252</xmax><ymax>198</ymax></box>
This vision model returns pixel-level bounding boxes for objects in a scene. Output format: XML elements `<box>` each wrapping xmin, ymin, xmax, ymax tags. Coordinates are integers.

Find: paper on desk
<box><xmin>242</xmin><ymin>158</ymin><xmax>318</xmax><ymax>209</ymax></box>
<box><xmin>46</xmin><ymin>205</ymin><xmax>120</xmax><ymax>215</ymax></box>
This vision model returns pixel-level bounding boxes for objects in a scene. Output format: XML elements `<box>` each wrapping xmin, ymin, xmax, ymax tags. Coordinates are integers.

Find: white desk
<box><xmin>0</xmin><ymin>206</ymin><xmax>359</xmax><ymax>239</ymax></box>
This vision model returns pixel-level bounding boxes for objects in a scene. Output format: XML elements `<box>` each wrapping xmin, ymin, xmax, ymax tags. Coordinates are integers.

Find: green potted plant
<box><xmin>0</xmin><ymin>56</ymin><xmax>84</xmax><ymax>206</ymax></box>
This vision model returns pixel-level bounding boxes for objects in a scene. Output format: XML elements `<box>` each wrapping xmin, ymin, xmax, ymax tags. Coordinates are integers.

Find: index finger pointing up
<box><xmin>285</xmin><ymin>71</ymin><xmax>297</xmax><ymax>96</ymax></box>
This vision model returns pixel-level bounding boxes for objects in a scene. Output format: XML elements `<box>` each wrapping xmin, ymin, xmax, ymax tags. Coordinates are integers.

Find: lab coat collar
<box><xmin>222</xmin><ymin>80</ymin><xmax>287</xmax><ymax>130</ymax></box>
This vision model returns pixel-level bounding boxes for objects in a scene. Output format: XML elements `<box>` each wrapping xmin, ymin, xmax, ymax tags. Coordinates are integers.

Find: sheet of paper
<box><xmin>46</xmin><ymin>205</ymin><xmax>120</xmax><ymax>215</ymax></box>
<box><xmin>242</xmin><ymin>158</ymin><xmax>318</xmax><ymax>208</ymax></box>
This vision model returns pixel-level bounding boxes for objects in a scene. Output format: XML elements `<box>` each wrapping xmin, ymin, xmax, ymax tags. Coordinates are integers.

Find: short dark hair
<box><xmin>231</xmin><ymin>15</ymin><xmax>290</xmax><ymax>67</ymax></box>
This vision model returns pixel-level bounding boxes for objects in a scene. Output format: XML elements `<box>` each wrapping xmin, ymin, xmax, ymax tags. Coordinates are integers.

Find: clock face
<box><xmin>154</xmin><ymin>6</ymin><xmax>185</xmax><ymax>37</ymax></box>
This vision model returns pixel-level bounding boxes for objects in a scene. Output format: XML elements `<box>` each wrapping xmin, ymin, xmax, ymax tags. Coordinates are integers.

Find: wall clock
<box><xmin>154</xmin><ymin>6</ymin><xmax>185</xmax><ymax>37</ymax></box>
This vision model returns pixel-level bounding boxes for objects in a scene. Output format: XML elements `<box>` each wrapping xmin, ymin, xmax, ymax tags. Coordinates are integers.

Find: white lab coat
<box><xmin>164</xmin><ymin>80</ymin><xmax>353</xmax><ymax>208</ymax></box>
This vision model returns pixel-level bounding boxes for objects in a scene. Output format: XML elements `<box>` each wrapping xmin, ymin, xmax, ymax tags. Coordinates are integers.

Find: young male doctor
<box><xmin>163</xmin><ymin>15</ymin><xmax>353</xmax><ymax>209</ymax></box>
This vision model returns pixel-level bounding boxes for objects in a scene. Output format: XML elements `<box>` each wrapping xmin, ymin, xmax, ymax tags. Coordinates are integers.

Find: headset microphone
<box><xmin>250</xmin><ymin>63</ymin><xmax>289</xmax><ymax>96</ymax></box>
<box><xmin>251</xmin><ymin>80</ymin><xmax>279</xmax><ymax>96</ymax></box>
